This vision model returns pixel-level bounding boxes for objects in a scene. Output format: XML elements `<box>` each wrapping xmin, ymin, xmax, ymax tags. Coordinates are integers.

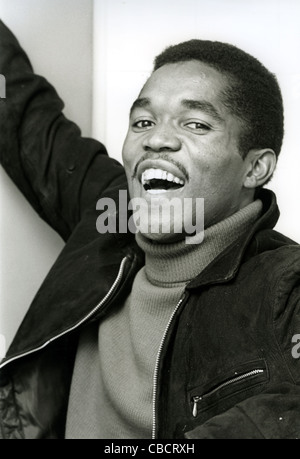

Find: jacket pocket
<box><xmin>189</xmin><ymin>359</ymin><xmax>269</xmax><ymax>418</ymax></box>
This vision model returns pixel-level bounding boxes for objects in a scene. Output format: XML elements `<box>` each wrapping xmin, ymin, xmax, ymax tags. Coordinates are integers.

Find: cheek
<box><xmin>122</xmin><ymin>133</ymin><xmax>144</xmax><ymax>171</ymax></box>
<box><xmin>190</xmin><ymin>152</ymin><xmax>245</xmax><ymax>197</ymax></box>
<box><xmin>122</xmin><ymin>136</ymin><xmax>136</xmax><ymax>178</ymax></box>
<box><xmin>121</xmin><ymin>147</ymin><xmax>133</xmax><ymax>190</ymax></box>
<box><xmin>121</xmin><ymin>133</ymin><xmax>131</xmax><ymax>166</ymax></box>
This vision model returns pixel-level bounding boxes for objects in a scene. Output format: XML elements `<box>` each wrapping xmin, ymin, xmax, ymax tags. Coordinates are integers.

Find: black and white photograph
<box><xmin>0</xmin><ymin>0</ymin><xmax>299</xmax><ymax>442</ymax></box>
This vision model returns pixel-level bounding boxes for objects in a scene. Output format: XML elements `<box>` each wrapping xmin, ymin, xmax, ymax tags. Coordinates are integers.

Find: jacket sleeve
<box><xmin>0</xmin><ymin>20</ymin><xmax>126</xmax><ymax>241</ymax></box>
<box><xmin>185</xmin><ymin>259</ymin><xmax>300</xmax><ymax>439</ymax></box>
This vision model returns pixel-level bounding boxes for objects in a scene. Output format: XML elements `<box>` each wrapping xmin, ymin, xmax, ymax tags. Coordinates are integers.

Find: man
<box><xmin>0</xmin><ymin>21</ymin><xmax>299</xmax><ymax>439</ymax></box>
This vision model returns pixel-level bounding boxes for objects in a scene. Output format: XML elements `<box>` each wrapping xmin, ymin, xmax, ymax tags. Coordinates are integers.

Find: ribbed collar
<box><xmin>136</xmin><ymin>200</ymin><xmax>263</xmax><ymax>286</ymax></box>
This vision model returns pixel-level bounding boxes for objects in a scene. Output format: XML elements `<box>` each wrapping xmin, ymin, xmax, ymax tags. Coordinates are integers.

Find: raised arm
<box><xmin>0</xmin><ymin>21</ymin><xmax>126</xmax><ymax>241</ymax></box>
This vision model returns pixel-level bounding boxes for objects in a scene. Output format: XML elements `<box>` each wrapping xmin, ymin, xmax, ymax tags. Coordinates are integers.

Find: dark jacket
<box><xmin>0</xmin><ymin>21</ymin><xmax>299</xmax><ymax>440</ymax></box>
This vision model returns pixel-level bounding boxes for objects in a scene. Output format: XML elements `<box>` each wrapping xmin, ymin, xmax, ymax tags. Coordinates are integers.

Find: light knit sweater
<box><xmin>65</xmin><ymin>200</ymin><xmax>262</xmax><ymax>439</ymax></box>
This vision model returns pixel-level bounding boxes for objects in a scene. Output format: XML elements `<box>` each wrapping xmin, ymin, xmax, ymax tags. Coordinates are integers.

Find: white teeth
<box><xmin>147</xmin><ymin>189</ymin><xmax>168</xmax><ymax>194</ymax></box>
<box><xmin>141</xmin><ymin>168</ymin><xmax>184</xmax><ymax>186</ymax></box>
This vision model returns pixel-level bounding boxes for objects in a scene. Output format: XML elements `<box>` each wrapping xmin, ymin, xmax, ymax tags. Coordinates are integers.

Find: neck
<box><xmin>135</xmin><ymin>199</ymin><xmax>263</xmax><ymax>286</ymax></box>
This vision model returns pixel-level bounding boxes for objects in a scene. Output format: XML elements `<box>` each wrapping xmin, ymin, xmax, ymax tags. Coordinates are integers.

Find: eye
<box><xmin>184</xmin><ymin>121</ymin><xmax>211</xmax><ymax>133</ymax></box>
<box><xmin>132</xmin><ymin>119</ymin><xmax>155</xmax><ymax>130</ymax></box>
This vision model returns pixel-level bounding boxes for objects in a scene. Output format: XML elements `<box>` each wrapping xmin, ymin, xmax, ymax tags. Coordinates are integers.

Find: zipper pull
<box><xmin>192</xmin><ymin>395</ymin><xmax>202</xmax><ymax>417</ymax></box>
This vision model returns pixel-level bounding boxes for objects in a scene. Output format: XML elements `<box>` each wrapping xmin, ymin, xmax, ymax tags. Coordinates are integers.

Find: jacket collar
<box><xmin>185</xmin><ymin>188</ymin><xmax>280</xmax><ymax>289</ymax></box>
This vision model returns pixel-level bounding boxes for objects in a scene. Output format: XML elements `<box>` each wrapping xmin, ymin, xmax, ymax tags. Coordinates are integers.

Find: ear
<box><xmin>243</xmin><ymin>149</ymin><xmax>277</xmax><ymax>189</ymax></box>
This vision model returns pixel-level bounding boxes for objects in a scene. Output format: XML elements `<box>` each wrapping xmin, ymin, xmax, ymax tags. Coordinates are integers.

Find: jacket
<box><xmin>0</xmin><ymin>20</ymin><xmax>300</xmax><ymax>440</ymax></box>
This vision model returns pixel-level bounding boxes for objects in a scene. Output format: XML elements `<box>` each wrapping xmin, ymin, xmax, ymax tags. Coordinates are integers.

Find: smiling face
<box><xmin>122</xmin><ymin>60</ymin><xmax>256</xmax><ymax>242</ymax></box>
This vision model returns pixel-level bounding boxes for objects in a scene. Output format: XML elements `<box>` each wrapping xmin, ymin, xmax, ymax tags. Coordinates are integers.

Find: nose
<box><xmin>142</xmin><ymin>123</ymin><xmax>182</xmax><ymax>152</ymax></box>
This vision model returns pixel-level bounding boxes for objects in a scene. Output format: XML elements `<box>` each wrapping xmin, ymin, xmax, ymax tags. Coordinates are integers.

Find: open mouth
<box><xmin>141</xmin><ymin>168</ymin><xmax>185</xmax><ymax>194</ymax></box>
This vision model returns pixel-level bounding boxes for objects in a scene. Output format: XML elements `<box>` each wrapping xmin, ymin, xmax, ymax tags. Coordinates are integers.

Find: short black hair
<box><xmin>154</xmin><ymin>39</ymin><xmax>284</xmax><ymax>159</ymax></box>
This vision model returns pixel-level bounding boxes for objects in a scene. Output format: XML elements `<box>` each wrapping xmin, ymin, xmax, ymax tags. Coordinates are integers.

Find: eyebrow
<box><xmin>130</xmin><ymin>97</ymin><xmax>224</xmax><ymax>123</ymax></box>
<box><xmin>181</xmin><ymin>99</ymin><xmax>224</xmax><ymax>123</ymax></box>
<box><xmin>130</xmin><ymin>97</ymin><xmax>151</xmax><ymax>116</ymax></box>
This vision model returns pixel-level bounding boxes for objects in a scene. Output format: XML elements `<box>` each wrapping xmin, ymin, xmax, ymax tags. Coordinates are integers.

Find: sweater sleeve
<box><xmin>0</xmin><ymin>20</ymin><xmax>126</xmax><ymax>241</ymax></box>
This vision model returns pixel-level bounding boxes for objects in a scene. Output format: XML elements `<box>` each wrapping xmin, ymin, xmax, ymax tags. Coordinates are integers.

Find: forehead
<box><xmin>139</xmin><ymin>60</ymin><xmax>229</xmax><ymax>104</ymax></box>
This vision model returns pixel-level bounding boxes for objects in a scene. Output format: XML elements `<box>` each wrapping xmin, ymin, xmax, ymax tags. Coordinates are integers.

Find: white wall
<box><xmin>0</xmin><ymin>0</ymin><xmax>94</xmax><ymax>353</ymax></box>
<box><xmin>0</xmin><ymin>0</ymin><xmax>299</xmax><ymax>354</ymax></box>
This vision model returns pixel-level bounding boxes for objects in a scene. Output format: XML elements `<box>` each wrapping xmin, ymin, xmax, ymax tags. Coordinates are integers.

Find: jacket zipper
<box><xmin>152</xmin><ymin>295</ymin><xmax>185</xmax><ymax>439</ymax></box>
<box><xmin>0</xmin><ymin>256</ymin><xmax>128</xmax><ymax>370</ymax></box>
<box><xmin>191</xmin><ymin>368</ymin><xmax>265</xmax><ymax>418</ymax></box>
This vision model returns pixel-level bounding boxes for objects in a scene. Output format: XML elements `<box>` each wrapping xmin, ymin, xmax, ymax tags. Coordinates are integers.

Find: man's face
<box><xmin>122</xmin><ymin>60</ymin><xmax>254</xmax><ymax>242</ymax></box>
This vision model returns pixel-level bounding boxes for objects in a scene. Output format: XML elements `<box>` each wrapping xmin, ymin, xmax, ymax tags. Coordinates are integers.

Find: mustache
<box><xmin>132</xmin><ymin>153</ymin><xmax>189</xmax><ymax>180</ymax></box>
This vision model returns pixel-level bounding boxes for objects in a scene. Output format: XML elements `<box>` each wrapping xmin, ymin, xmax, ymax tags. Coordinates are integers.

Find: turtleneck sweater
<box><xmin>65</xmin><ymin>199</ymin><xmax>262</xmax><ymax>439</ymax></box>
